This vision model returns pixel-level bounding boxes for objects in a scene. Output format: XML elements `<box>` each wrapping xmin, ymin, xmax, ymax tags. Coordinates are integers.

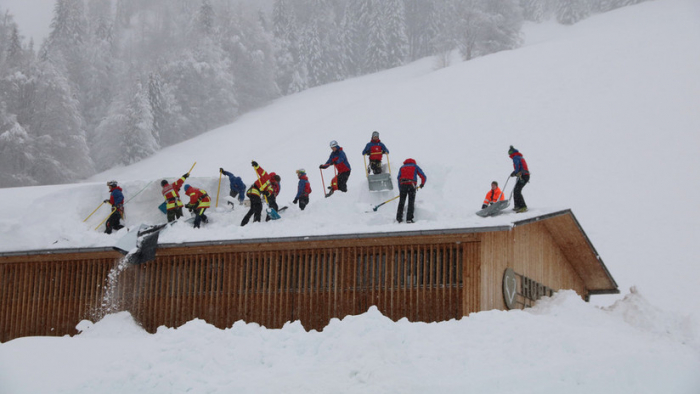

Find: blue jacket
<box><xmin>222</xmin><ymin>170</ymin><xmax>247</xmax><ymax>194</ymax></box>
<box><xmin>109</xmin><ymin>187</ymin><xmax>124</xmax><ymax>206</ymax></box>
<box><xmin>295</xmin><ymin>175</ymin><xmax>311</xmax><ymax>199</ymax></box>
<box><xmin>323</xmin><ymin>147</ymin><xmax>351</xmax><ymax>173</ymax></box>
<box><xmin>509</xmin><ymin>150</ymin><xmax>530</xmax><ymax>176</ymax></box>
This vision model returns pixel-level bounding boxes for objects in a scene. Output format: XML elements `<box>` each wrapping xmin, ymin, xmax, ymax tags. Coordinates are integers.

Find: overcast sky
<box><xmin>0</xmin><ymin>0</ymin><xmax>56</xmax><ymax>45</ymax></box>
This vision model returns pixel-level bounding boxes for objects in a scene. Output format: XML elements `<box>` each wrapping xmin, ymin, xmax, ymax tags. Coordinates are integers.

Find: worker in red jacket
<box><xmin>362</xmin><ymin>131</ymin><xmax>390</xmax><ymax>174</ymax></box>
<box><xmin>242</xmin><ymin>161</ymin><xmax>280</xmax><ymax>226</ymax></box>
<box><xmin>482</xmin><ymin>181</ymin><xmax>505</xmax><ymax>209</ymax></box>
<box><xmin>161</xmin><ymin>174</ymin><xmax>188</xmax><ymax>222</ymax></box>
<box><xmin>508</xmin><ymin>145</ymin><xmax>530</xmax><ymax>213</ymax></box>
<box><xmin>293</xmin><ymin>169</ymin><xmax>312</xmax><ymax>210</ymax></box>
<box><xmin>320</xmin><ymin>140</ymin><xmax>351</xmax><ymax>194</ymax></box>
<box><xmin>104</xmin><ymin>180</ymin><xmax>124</xmax><ymax>234</ymax></box>
<box><xmin>396</xmin><ymin>158</ymin><xmax>426</xmax><ymax>223</ymax></box>
<box><xmin>183</xmin><ymin>184</ymin><xmax>211</xmax><ymax>228</ymax></box>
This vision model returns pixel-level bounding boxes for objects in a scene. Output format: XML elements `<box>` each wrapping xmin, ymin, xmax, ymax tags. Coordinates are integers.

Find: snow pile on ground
<box><xmin>1</xmin><ymin>290</ymin><xmax>698</xmax><ymax>394</ymax></box>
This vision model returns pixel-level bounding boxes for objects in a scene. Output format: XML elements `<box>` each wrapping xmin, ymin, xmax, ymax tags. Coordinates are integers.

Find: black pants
<box><xmin>513</xmin><ymin>174</ymin><xmax>530</xmax><ymax>209</ymax></box>
<box><xmin>369</xmin><ymin>160</ymin><xmax>382</xmax><ymax>174</ymax></box>
<box><xmin>337</xmin><ymin>171</ymin><xmax>350</xmax><ymax>192</ymax></box>
<box><xmin>167</xmin><ymin>207</ymin><xmax>183</xmax><ymax>223</ymax></box>
<box><xmin>105</xmin><ymin>207</ymin><xmax>124</xmax><ymax>234</ymax></box>
<box><xmin>242</xmin><ymin>194</ymin><xmax>263</xmax><ymax>226</ymax></box>
<box><xmin>298</xmin><ymin>196</ymin><xmax>309</xmax><ymax>210</ymax></box>
<box><xmin>192</xmin><ymin>207</ymin><xmax>208</xmax><ymax>228</ymax></box>
<box><xmin>396</xmin><ymin>184</ymin><xmax>416</xmax><ymax>222</ymax></box>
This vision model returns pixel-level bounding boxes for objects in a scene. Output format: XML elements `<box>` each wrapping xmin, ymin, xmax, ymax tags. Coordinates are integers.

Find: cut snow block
<box><xmin>368</xmin><ymin>173</ymin><xmax>393</xmax><ymax>191</ymax></box>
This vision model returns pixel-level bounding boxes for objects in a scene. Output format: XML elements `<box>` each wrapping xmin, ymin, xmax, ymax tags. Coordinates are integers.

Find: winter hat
<box><xmin>372</xmin><ymin>131</ymin><xmax>379</xmax><ymax>139</ymax></box>
<box><xmin>296</xmin><ymin>168</ymin><xmax>306</xmax><ymax>176</ymax></box>
<box><xmin>184</xmin><ymin>184</ymin><xmax>191</xmax><ymax>192</ymax></box>
<box><xmin>330</xmin><ymin>140</ymin><xmax>339</xmax><ymax>148</ymax></box>
<box><xmin>107</xmin><ymin>180</ymin><xmax>117</xmax><ymax>188</ymax></box>
<box><xmin>161</xmin><ymin>180</ymin><xmax>169</xmax><ymax>187</ymax></box>
<box><xmin>508</xmin><ymin>145</ymin><xmax>516</xmax><ymax>155</ymax></box>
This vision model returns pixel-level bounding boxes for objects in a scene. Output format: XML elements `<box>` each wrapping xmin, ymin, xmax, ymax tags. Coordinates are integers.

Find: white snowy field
<box><xmin>1</xmin><ymin>0</ymin><xmax>700</xmax><ymax>392</ymax></box>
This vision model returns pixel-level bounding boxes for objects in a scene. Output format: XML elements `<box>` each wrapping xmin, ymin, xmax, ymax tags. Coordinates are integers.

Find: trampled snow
<box><xmin>1</xmin><ymin>0</ymin><xmax>700</xmax><ymax>392</ymax></box>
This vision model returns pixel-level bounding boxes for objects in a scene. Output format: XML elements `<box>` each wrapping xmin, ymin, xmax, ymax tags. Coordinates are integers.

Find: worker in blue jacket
<box><xmin>396</xmin><ymin>159</ymin><xmax>426</xmax><ymax>224</ymax></box>
<box><xmin>220</xmin><ymin>168</ymin><xmax>247</xmax><ymax>208</ymax></box>
<box><xmin>320</xmin><ymin>140</ymin><xmax>352</xmax><ymax>193</ymax></box>
<box><xmin>362</xmin><ymin>131</ymin><xmax>390</xmax><ymax>174</ymax></box>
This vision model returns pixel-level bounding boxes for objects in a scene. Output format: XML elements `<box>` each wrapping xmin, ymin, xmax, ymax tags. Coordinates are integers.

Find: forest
<box><xmin>0</xmin><ymin>0</ymin><xmax>646</xmax><ymax>187</ymax></box>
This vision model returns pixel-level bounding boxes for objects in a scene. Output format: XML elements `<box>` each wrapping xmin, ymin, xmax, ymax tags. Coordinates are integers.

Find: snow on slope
<box><xmin>1</xmin><ymin>1</ymin><xmax>700</xmax><ymax>392</ymax></box>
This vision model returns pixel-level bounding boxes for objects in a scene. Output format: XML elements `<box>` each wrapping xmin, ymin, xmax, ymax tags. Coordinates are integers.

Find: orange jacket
<box><xmin>483</xmin><ymin>187</ymin><xmax>505</xmax><ymax>205</ymax></box>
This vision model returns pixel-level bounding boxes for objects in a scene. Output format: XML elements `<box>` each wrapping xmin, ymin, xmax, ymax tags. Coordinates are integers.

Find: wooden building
<box><xmin>0</xmin><ymin>209</ymin><xmax>618</xmax><ymax>343</ymax></box>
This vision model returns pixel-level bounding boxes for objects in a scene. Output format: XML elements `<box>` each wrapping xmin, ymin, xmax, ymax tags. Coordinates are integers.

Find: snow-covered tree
<box><xmin>27</xmin><ymin>59</ymin><xmax>95</xmax><ymax>183</ymax></box>
<box><xmin>364</xmin><ymin>1</ymin><xmax>389</xmax><ymax>73</ymax></box>
<box><xmin>123</xmin><ymin>80</ymin><xmax>159</xmax><ymax>163</ymax></box>
<box><xmin>556</xmin><ymin>0</ymin><xmax>590</xmax><ymax>25</ymax></box>
<box><xmin>405</xmin><ymin>0</ymin><xmax>438</xmax><ymax>61</ymax></box>
<box><xmin>383</xmin><ymin>0</ymin><xmax>408</xmax><ymax>68</ymax></box>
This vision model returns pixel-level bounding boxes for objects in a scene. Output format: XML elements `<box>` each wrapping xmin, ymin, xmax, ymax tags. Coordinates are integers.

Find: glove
<box><xmin>293</xmin><ymin>198</ymin><xmax>298</xmax><ymax>204</ymax></box>
<box><xmin>510</xmin><ymin>171</ymin><xmax>516</xmax><ymax>177</ymax></box>
<box><xmin>251</xmin><ymin>161</ymin><xmax>258</xmax><ymax>167</ymax></box>
<box><xmin>185</xmin><ymin>203</ymin><xmax>194</xmax><ymax>209</ymax></box>
<box><xmin>220</xmin><ymin>168</ymin><xmax>224</xmax><ymax>174</ymax></box>
<box><xmin>262</xmin><ymin>190</ymin><xmax>270</xmax><ymax>197</ymax></box>
<box><xmin>182</xmin><ymin>173</ymin><xmax>189</xmax><ymax>179</ymax></box>
<box><xmin>482</xmin><ymin>204</ymin><xmax>488</xmax><ymax>209</ymax></box>
<box><xmin>419</xmin><ymin>184</ymin><xmax>424</xmax><ymax>189</ymax></box>
<box><xmin>103</xmin><ymin>199</ymin><xmax>110</xmax><ymax>204</ymax></box>
<box><xmin>319</xmin><ymin>164</ymin><xmax>326</xmax><ymax>169</ymax></box>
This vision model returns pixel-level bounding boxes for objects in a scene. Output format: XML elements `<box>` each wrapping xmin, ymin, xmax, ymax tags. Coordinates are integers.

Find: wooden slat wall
<box><xmin>479</xmin><ymin>222</ymin><xmax>587</xmax><ymax>311</ymax></box>
<box><xmin>0</xmin><ymin>258</ymin><xmax>114</xmax><ymax>342</ymax></box>
<box><xmin>1</xmin><ymin>241</ymin><xmax>478</xmax><ymax>341</ymax></box>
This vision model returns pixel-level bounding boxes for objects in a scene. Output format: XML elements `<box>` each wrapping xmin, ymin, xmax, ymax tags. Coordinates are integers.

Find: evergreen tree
<box><xmin>0</xmin><ymin>104</ymin><xmax>37</xmax><ymax>187</ymax></box>
<box><xmin>556</xmin><ymin>0</ymin><xmax>590</xmax><ymax>25</ymax></box>
<box><xmin>197</xmin><ymin>0</ymin><xmax>215</xmax><ymax>38</ymax></box>
<box><xmin>123</xmin><ymin>80</ymin><xmax>159</xmax><ymax>164</ymax></box>
<box><xmin>28</xmin><ymin>59</ymin><xmax>95</xmax><ymax>183</ymax></box>
<box><xmin>405</xmin><ymin>0</ymin><xmax>437</xmax><ymax>61</ymax></box>
<box><xmin>364</xmin><ymin>0</ymin><xmax>389</xmax><ymax>73</ymax></box>
<box><xmin>383</xmin><ymin>0</ymin><xmax>408</xmax><ymax>68</ymax></box>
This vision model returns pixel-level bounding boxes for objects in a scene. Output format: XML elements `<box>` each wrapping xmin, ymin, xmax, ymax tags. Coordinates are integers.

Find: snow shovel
<box><xmin>372</xmin><ymin>195</ymin><xmax>400</xmax><ymax>211</ymax></box>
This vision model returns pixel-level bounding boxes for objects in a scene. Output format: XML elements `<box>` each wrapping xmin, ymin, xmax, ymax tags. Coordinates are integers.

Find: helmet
<box><xmin>161</xmin><ymin>180</ymin><xmax>169</xmax><ymax>187</ymax></box>
<box><xmin>371</xmin><ymin>131</ymin><xmax>379</xmax><ymax>139</ymax></box>
<box><xmin>184</xmin><ymin>184</ymin><xmax>191</xmax><ymax>192</ymax></box>
<box><xmin>330</xmin><ymin>140</ymin><xmax>338</xmax><ymax>148</ymax></box>
<box><xmin>296</xmin><ymin>168</ymin><xmax>306</xmax><ymax>176</ymax></box>
<box><xmin>107</xmin><ymin>180</ymin><xmax>117</xmax><ymax>188</ymax></box>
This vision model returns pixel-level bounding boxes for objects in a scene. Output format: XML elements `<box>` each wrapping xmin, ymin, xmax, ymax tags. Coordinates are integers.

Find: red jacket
<box><xmin>185</xmin><ymin>186</ymin><xmax>211</xmax><ymax>209</ymax></box>
<box><xmin>162</xmin><ymin>177</ymin><xmax>185</xmax><ymax>211</ymax></box>
<box><xmin>248</xmin><ymin>165</ymin><xmax>276</xmax><ymax>197</ymax></box>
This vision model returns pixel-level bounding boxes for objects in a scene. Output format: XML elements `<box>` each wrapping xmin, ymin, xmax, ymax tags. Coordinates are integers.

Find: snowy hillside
<box><xmin>1</xmin><ymin>0</ymin><xmax>700</xmax><ymax>392</ymax></box>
